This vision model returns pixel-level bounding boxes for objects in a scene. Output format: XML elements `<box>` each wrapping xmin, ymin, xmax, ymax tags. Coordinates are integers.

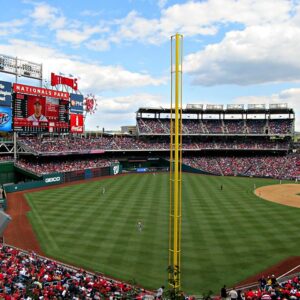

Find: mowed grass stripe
<box><xmin>26</xmin><ymin>173</ymin><xmax>300</xmax><ymax>294</ymax></box>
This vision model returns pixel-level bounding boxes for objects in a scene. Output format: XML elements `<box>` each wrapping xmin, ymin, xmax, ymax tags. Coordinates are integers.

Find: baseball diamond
<box><xmin>5</xmin><ymin>173</ymin><xmax>300</xmax><ymax>294</ymax></box>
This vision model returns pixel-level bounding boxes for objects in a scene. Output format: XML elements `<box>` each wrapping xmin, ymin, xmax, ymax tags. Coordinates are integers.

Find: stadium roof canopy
<box><xmin>137</xmin><ymin>104</ymin><xmax>294</xmax><ymax>115</ymax></box>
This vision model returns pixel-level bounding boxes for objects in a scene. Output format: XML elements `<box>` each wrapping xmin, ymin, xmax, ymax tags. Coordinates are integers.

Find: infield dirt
<box><xmin>255</xmin><ymin>184</ymin><xmax>300</xmax><ymax>208</ymax></box>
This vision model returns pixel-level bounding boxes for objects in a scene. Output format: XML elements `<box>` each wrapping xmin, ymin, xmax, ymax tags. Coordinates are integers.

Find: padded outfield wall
<box><xmin>0</xmin><ymin>162</ymin><xmax>15</xmax><ymax>185</ymax></box>
<box><xmin>3</xmin><ymin>163</ymin><xmax>122</xmax><ymax>194</ymax></box>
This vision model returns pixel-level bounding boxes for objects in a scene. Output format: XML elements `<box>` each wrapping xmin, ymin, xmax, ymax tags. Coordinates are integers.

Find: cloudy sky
<box><xmin>1</xmin><ymin>0</ymin><xmax>300</xmax><ymax>130</ymax></box>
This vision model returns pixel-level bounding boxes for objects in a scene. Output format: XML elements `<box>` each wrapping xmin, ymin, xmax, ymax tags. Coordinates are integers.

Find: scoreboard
<box><xmin>13</xmin><ymin>94</ymin><xmax>69</xmax><ymax>133</ymax></box>
<box><xmin>12</xmin><ymin>83</ymin><xmax>71</xmax><ymax>133</ymax></box>
<box><xmin>0</xmin><ymin>81</ymin><xmax>84</xmax><ymax>133</ymax></box>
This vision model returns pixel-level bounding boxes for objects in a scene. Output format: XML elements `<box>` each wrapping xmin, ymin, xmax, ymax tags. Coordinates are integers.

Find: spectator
<box><xmin>229</xmin><ymin>288</ymin><xmax>238</xmax><ymax>300</ymax></box>
<box><xmin>221</xmin><ymin>285</ymin><xmax>227</xmax><ymax>300</ymax></box>
<box><xmin>155</xmin><ymin>285</ymin><xmax>164</xmax><ymax>299</ymax></box>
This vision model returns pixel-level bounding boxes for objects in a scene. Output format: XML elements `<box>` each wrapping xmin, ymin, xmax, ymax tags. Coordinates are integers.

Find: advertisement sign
<box><xmin>13</xmin><ymin>83</ymin><xmax>69</xmax><ymax>100</ymax></box>
<box><xmin>51</xmin><ymin>73</ymin><xmax>78</xmax><ymax>90</ymax></box>
<box><xmin>70</xmin><ymin>93</ymin><xmax>83</xmax><ymax>114</ymax></box>
<box><xmin>70</xmin><ymin>114</ymin><xmax>83</xmax><ymax>133</ymax></box>
<box><xmin>110</xmin><ymin>164</ymin><xmax>122</xmax><ymax>176</ymax></box>
<box><xmin>136</xmin><ymin>168</ymin><xmax>148</xmax><ymax>172</ymax></box>
<box><xmin>43</xmin><ymin>173</ymin><xmax>63</xmax><ymax>184</ymax></box>
<box><xmin>0</xmin><ymin>81</ymin><xmax>12</xmax><ymax>106</ymax></box>
<box><xmin>0</xmin><ymin>106</ymin><xmax>12</xmax><ymax>132</ymax></box>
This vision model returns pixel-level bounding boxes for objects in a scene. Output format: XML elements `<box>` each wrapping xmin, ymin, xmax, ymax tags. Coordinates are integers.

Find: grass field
<box><xmin>25</xmin><ymin>173</ymin><xmax>300</xmax><ymax>294</ymax></box>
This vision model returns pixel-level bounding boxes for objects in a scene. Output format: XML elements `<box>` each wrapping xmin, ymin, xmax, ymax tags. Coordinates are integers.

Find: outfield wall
<box><xmin>3</xmin><ymin>164</ymin><xmax>122</xmax><ymax>194</ymax></box>
<box><xmin>181</xmin><ymin>163</ymin><xmax>215</xmax><ymax>175</ymax></box>
<box><xmin>0</xmin><ymin>162</ymin><xmax>15</xmax><ymax>185</ymax></box>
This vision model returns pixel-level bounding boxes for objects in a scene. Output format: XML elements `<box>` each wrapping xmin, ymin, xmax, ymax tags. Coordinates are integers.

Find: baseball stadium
<box><xmin>0</xmin><ymin>35</ymin><xmax>300</xmax><ymax>300</ymax></box>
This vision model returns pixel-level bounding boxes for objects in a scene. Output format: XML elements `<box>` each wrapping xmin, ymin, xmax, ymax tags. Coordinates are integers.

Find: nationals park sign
<box><xmin>13</xmin><ymin>83</ymin><xmax>69</xmax><ymax>100</ymax></box>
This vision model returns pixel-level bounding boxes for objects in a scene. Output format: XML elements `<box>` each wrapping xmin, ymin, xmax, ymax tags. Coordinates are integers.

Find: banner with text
<box><xmin>70</xmin><ymin>93</ymin><xmax>84</xmax><ymax>114</ymax></box>
<box><xmin>13</xmin><ymin>83</ymin><xmax>69</xmax><ymax>100</ymax></box>
<box><xmin>0</xmin><ymin>81</ymin><xmax>12</xmax><ymax>106</ymax></box>
<box><xmin>70</xmin><ymin>114</ymin><xmax>83</xmax><ymax>133</ymax></box>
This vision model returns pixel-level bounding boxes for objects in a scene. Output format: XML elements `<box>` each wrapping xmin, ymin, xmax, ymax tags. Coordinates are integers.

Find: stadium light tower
<box><xmin>169</xmin><ymin>33</ymin><xmax>183</xmax><ymax>293</ymax></box>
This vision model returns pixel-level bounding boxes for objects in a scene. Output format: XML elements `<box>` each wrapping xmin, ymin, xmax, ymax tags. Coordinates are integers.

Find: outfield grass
<box><xmin>25</xmin><ymin>173</ymin><xmax>300</xmax><ymax>294</ymax></box>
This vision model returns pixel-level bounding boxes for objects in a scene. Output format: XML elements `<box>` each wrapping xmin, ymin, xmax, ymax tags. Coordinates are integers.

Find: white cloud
<box><xmin>30</xmin><ymin>3</ymin><xmax>66</xmax><ymax>30</ymax></box>
<box><xmin>100</xmin><ymin>93</ymin><xmax>164</xmax><ymax>113</ymax></box>
<box><xmin>184</xmin><ymin>23</ymin><xmax>300</xmax><ymax>85</ymax></box>
<box><xmin>0</xmin><ymin>39</ymin><xmax>166</xmax><ymax>92</ymax></box>
<box><xmin>158</xmin><ymin>0</ymin><xmax>168</xmax><ymax>9</ymax></box>
<box><xmin>56</xmin><ymin>26</ymin><xmax>105</xmax><ymax>45</ymax></box>
<box><xmin>28</xmin><ymin>2</ymin><xmax>109</xmax><ymax>47</ymax></box>
<box><xmin>24</xmin><ymin>1</ymin><xmax>296</xmax><ymax>54</ymax></box>
<box><xmin>80</xmin><ymin>10</ymin><xmax>103</xmax><ymax>17</ymax></box>
<box><xmin>112</xmin><ymin>11</ymin><xmax>161</xmax><ymax>45</ymax></box>
<box><xmin>108</xmin><ymin>0</ymin><xmax>293</xmax><ymax>46</ymax></box>
<box><xmin>0</xmin><ymin>19</ymin><xmax>27</xmax><ymax>36</ymax></box>
<box><xmin>85</xmin><ymin>93</ymin><xmax>165</xmax><ymax>130</ymax></box>
<box><xmin>234</xmin><ymin>88</ymin><xmax>300</xmax><ymax>129</ymax></box>
<box><xmin>85</xmin><ymin>39</ymin><xmax>111</xmax><ymax>51</ymax></box>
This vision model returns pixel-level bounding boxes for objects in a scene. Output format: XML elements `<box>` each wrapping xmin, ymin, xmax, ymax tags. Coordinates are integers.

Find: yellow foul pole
<box><xmin>169</xmin><ymin>33</ymin><xmax>183</xmax><ymax>292</ymax></box>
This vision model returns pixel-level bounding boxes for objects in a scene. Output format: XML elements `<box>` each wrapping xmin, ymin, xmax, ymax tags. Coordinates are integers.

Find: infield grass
<box><xmin>25</xmin><ymin>173</ymin><xmax>300</xmax><ymax>294</ymax></box>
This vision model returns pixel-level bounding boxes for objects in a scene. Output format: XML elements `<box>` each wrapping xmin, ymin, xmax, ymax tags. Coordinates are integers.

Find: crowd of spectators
<box><xmin>0</xmin><ymin>156</ymin><xmax>13</xmax><ymax>162</ymax></box>
<box><xmin>269</xmin><ymin>120</ymin><xmax>293</xmax><ymax>134</ymax></box>
<box><xmin>137</xmin><ymin>118</ymin><xmax>293</xmax><ymax>135</ymax></box>
<box><xmin>14</xmin><ymin>153</ymin><xmax>299</xmax><ymax>179</ymax></box>
<box><xmin>18</xmin><ymin>137</ymin><xmax>290</xmax><ymax>154</ymax></box>
<box><xmin>183</xmin><ymin>154</ymin><xmax>299</xmax><ymax>179</ymax></box>
<box><xmin>15</xmin><ymin>158</ymin><xmax>115</xmax><ymax>176</ymax></box>
<box><xmin>246</xmin><ymin>120</ymin><xmax>266</xmax><ymax>134</ymax></box>
<box><xmin>225</xmin><ymin>120</ymin><xmax>245</xmax><ymax>134</ymax></box>
<box><xmin>202</xmin><ymin>120</ymin><xmax>223</xmax><ymax>133</ymax></box>
<box><xmin>0</xmin><ymin>244</ymin><xmax>152</xmax><ymax>299</ymax></box>
<box><xmin>222</xmin><ymin>274</ymin><xmax>300</xmax><ymax>300</ymax></box>
<box><xmin>182</xmin><ymin>120</ymin><xmax>204</xmax><ymax>134</ymax></box>
<box><xmin>183</xmin><ymin>157</ymin><xmax>222</xmax><ymax>175</ymax></box>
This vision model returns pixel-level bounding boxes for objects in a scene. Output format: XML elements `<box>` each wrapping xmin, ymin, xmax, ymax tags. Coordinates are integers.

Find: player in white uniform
<box><xmin>137</xmin><ymin>221</ymin><xmax>143</xmax><ymax>232</ymax></box>
<box><xmin>27</xmin><ymin>100</ymin><xmax>48</xmax><ymax>122</ymax></box>
<box><xmin>101</xmin><ymin>187</ymin><xmax>105</xmax><ymax>195</ymax></box>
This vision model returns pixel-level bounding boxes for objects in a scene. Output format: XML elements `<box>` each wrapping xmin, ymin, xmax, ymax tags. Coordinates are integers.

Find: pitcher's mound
<box><xmin>255</xmin><ymin>184</ymin><xmax>300</xmax><ymax>208</ymax></box>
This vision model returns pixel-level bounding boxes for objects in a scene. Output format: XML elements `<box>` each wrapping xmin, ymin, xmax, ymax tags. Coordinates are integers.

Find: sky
<box><xmin>1</xmin><ymin>0</ymin><xmax>300</xmax><ymax>130</ymax></box>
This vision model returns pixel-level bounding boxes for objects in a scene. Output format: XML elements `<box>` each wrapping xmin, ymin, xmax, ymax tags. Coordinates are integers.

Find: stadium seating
<box><xmin>15</xmin><ymin>158</ymin><xmax>116</xmax><ymax>176</ymax></box>
<box><xmin>137</xmin><ymin>118</ymin><xmax>293</xmax><ymax>135</ymax></box>
<box><xmin>18</xmin><ymin>136</ymin><xmax>290</xmax><ymax>153</ymax></box>
<box><xmin>0</xmin><ymin>244</ymin><xmax>152</xmax><ymax>299</ymax></box>
<box><xmin>269</xmin><ymin>119</ymin><xmax>293</xmax><ymax>134</ymax></box>
<box><xmin>13</xmin><ymin>154</ymin><xmax>299</xmax><ymax>179</ymax></box>
<box><xmin>183</xmin><ymin>154</ymin><xmax>299</xmax><ymax>179</ymax></box>
<box><xmin>0</xmin><ymin>156</ymin><xmax>13</xmax><ymax>162</ymax></box>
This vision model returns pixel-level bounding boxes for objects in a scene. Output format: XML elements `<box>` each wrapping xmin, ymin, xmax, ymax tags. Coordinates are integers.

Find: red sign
<box><xmin>51</xmin><ymin>73</ymin><xmax>78</xmax><ymax>90</ymax></box>
<box><xmin>13</xmin><ymin>83</ymin><xmax>69</xmax><ymax>100</ymax></box>
<box><xmin>70</xmin><ymin>114</ymin><xmax>83</xmax><ymax>133</ymax></box>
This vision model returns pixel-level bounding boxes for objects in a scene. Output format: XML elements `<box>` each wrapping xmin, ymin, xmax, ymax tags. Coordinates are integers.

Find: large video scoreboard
<box><xmin>12</xmin><ymin>84</ymin><xmax>70</xmax><ymax>133</ymax></box>
<box><xmin>13</xmin><ymin>94</ymin><xmax>69</xmax><ymax>133</ymax></box>
<box><xmin>0</xmin><ymin>81</ymin><xmax>84</xmax><ymax>133</ymax></box>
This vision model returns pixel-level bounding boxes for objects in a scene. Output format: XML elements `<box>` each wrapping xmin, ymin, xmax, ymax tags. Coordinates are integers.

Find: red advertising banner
<box><xmin>51</xmin><ymin>73</ymin><xmax>78</xmax><ymax>90</ymax></box>
<box><xmin>70</xmin><ymin>114</ymin><xmax>83</xmax><ymax>133</ymax></box>
<box><xmin>13</xmin><ymin>83</ymin><xmax>69</xmax><ymax>100</ymax></box>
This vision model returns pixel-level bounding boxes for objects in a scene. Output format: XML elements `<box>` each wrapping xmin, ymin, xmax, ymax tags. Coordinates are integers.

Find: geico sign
<box><xmin>45</xmin><ymin>177</ymin><xmax>61</xmax><ymax>183</ymax></box>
